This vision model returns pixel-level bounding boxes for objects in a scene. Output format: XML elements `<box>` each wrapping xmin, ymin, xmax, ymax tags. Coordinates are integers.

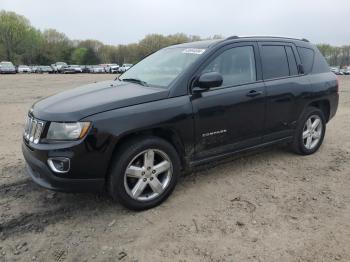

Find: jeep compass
<box><xmin>22</xmin><ymin>36</ymin><xmax>339</xmax><ymax>210</ymax></box>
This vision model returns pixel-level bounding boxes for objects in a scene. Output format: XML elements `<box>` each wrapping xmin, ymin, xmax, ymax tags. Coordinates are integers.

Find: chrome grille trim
<box><xmin>24</xmin><ymin>115</ymin><xmax>45</xmax><ymax>144</ymax></box>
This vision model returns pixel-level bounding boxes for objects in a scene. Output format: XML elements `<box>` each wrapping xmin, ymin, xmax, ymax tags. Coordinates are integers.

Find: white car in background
<box><xmin>344</xmin><ymin>66</ymin><xmax>350</xmax><ymax>75</ymax></box>
<box><xmin>330</xmin><ymin>66</ymin><xmax>341</xmax><ymax>75</ymax></box>
<box><xmin>118</xmin><ymin>63</ymin><xmax>133</xmax><ymax>73</ymax></box>
<box><xmin>54</xmin><ymin>62</ymin><xmax>68</xmax><ymax>73</ymax></box>
<box><xmin>0</xmin><ymin>61</ymin><xmax>16</xmax><ymax>74</ymax></box>
<box><xmin>105</xmin><ymin>64</ymin><xmax>120</xmax><ymax>73</ymax></box>
<box><xmin>17</xmin><ymin>65</ymin><xmax>32</xmax><ymax>73</ymax></box>
<box><xmin>91</xmin><ymin>65</ymin><xmax>105</xmax><ymax>73</ymax></box>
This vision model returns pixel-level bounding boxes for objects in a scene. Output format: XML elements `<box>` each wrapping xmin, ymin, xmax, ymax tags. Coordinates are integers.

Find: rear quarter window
<box><xmin>312</xmin><ymin>49</ymin><xmax>331</xmax><ymax>73</ymax></box>
<box><xmin>297</xmin><ymin>47</ymin><xmax>314</xmax><ymax>74</ymax></box>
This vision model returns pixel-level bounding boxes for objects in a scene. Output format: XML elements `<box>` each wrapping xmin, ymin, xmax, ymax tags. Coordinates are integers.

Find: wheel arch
<box><xmin>308</xmin><ymin>99</ymin><xmax>331</xmax><ymax>122</ymax></box>
<box><xmin>106</xmin><ymin>127</ymin><xmax>187</xmax><ymax>180</ymax></box>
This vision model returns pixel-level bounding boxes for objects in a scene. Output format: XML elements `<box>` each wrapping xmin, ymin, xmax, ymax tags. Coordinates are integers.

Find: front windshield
<box><xmin>119</xmin><ymin>47</ymin><xmax>206</xmax><ymax>88</ymax></box>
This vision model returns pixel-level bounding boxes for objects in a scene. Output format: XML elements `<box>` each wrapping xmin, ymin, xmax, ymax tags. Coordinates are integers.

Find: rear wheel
<box><xmin>108</xmin><ymin>137</ymin><xmax>180</xmax><ymax>210</ymax></box>
<box><xmin>291</xmin><ymin>107</ymin><xmax>326</xmax><ymax>155</ymax></box>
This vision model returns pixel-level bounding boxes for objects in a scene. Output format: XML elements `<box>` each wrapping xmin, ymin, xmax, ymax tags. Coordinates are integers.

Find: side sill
<box><xmin>189</xmin><ymin>136</ymin><xmax>293</xmax><ymax>168</ymax></box>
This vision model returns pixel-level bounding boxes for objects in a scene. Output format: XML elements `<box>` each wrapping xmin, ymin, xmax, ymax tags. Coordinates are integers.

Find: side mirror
<box><xmin>298</xmin><ymin>64</ymin><xmax>305</xmax><ymax>74</ymax></box>
<box><xmin>197</xmin><ymin>72</ymin><xmax>223</xmax><ymax>90</ymax></box>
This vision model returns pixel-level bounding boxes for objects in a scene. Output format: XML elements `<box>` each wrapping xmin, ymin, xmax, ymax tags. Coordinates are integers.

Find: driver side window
<box><xmin>202</xmin><ymin>46</ymin><xmax>257</xmax><ymax>87</ymax></box>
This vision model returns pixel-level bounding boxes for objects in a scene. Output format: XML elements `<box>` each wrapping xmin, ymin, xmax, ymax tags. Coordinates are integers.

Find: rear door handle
<box><xmin>246</xmin><ymin>90</ymin><xmax>263</xmax><ymax>97</ymax></box>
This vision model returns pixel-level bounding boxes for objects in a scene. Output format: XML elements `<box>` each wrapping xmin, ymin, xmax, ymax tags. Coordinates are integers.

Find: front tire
<box><xmin>108</xmin><ymin>136</ymin><xmax>180</xmax><ymax>210</ymax></box>
<box><xmin>291</xmin><ymin>107</ymin><xmax>326</xmax><ymax>155</ymax></box>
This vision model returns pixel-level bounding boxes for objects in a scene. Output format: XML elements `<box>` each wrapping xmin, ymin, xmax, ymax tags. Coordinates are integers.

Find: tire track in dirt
<box><xmin>0</xmin><ymin>207</ymin><xmax>72</xmax><ymax>240</ymax></box>
<box><xmin>0</xmin><ymin>178</ymin><xmax>41</xmax><ymax>200</ymax></box>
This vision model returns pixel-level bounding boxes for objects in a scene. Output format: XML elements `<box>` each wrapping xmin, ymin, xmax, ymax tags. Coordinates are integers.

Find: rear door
<box><xmin>191</xmin><ymin>42</ymin><xmax>266</xmax><ymax>160</ymax></box>
<box><xmin>259</xmin><ymin>42</ymin><xmax>306</xmax><ymax>142</ymax></box>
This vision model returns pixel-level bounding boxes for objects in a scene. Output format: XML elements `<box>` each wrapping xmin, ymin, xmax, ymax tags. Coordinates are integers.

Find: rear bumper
<box><xmin>22</xmin><ymin>142</ymin><xmax>105</xmax><ymax>193</ymax></box>
<box><xmin>329</xmin><ymin>93</ymin><xmax>339</xmax><ymax>121</ymax></box>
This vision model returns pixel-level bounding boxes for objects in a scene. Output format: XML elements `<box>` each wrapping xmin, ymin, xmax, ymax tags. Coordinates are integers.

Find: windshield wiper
<box><xmin>121</xmin><ymin>78</ymin><xmax>148</xmax><ymax>87</ymax></box>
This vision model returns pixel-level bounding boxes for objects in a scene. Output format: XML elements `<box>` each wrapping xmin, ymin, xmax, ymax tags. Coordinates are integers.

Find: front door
<box><xmin>191</xmin><ymin>43</ymin><xmax>266</xmax><ymax>160</ymax></box>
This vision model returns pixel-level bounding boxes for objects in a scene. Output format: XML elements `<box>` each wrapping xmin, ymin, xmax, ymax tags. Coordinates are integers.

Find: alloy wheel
<box><xmin>302</xmin><ymin>115</ymin><xmax>323</xmax><ymax>150</ymax></box>
<box><xmin>124</xmin><ymin>149</ymin><xmax>173</xmax><ymax>201</ymax></box>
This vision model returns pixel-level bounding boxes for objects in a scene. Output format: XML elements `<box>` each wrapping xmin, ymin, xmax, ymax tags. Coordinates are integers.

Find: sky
<box><xmin>1</xmin><ymin>0</ymin><xmax>349</xmax><ymax>46</ymax></box>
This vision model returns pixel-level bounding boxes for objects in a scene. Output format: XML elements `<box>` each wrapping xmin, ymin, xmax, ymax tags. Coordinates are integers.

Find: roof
<box><xmin>167</xmin><ymin>36</ymin><xmax>311</xmax><ymax>49</ymax></box>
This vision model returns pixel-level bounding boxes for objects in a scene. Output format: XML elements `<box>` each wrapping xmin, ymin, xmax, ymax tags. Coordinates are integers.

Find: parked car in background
<box><xmin>343</xmin><ymin>67</ymin><xmax>350</xmax><ymax>75</ymax></box>
<box><xmin>29</xmin><ymin>65</ymin><xmax>40</xmax><ymax>73</ymax></box>
<box><xmin>80</xmin><ymin>65</ymin><xmax>91</xmax><ymax>73</ymax></box>
<box><xmin>51</xmin><ymin>64</ymin><xmax>58</xmax><ymax>73</ymax></box>
<box><xmin>69</xmin><ymin>65</ymin><xmax>83</xmax><ymax>73</ymax></box>
<box><xmin>91</xmin><ymin>65</ymin><xmax>105</xmax><ymax>73</ymax></box>
<box><xmin>17</xmin><ymin>65</ymin><xmax>32</xmax><ymax>73</ymax></box>
<box><xmin>61</xmin><ymin>65</ymin><xmax>76</xmax><ymax>74</ymax></box>
<box><xmin>54</xmin><ymin>62</ymin><xmax>68</xmax><ymax>73</ymax></box>
<box><xmin>0</xmin><ymin>61</ymin><xmax>16</xmax><ymax>74</ymax></box>
<box><xmin>38</xmin><ymin>66</ymin><xmax>54</xmax><ymax>74</ymax></box>
<box><xmin>118</xmin><ymin>63</ymin><xmax>133</xmax><ymax>73</ymax></box>
<box><xmin>105</xmin><ymin>64</ymin><xmax>120</xmax><ymax>73</ymax></box>
<box><xmin>330</xmin><ymin>67</ymin><xmax>342</xmax><ymax>75</ymax></box>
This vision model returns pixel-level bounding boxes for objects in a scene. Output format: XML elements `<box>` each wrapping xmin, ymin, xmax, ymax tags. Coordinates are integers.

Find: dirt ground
<box><xmin>0</xmin><ymin>74</ymin><xmax>349</xmax><ymax>262</ymax></box>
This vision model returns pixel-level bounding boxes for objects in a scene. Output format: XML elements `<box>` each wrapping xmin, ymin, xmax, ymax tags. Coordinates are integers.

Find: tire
<box><xmin>291</xmin><ymin>106</ymin><xmax>326</xmax><ymax>155</ymax></box>
<box><xmin>108</xmin><ymin>136</ymin><xmax>180</xmax><ymax>210</ymax></box>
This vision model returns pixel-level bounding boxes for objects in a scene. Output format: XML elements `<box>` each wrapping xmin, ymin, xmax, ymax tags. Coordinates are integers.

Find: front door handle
<box><xmin>246</xmin><ymin>90</ymin><xmax>263</xmax><ymax>97</ymax></box>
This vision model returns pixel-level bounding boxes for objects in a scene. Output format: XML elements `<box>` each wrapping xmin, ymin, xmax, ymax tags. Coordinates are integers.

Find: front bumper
<box><xmin>22</xmin><ymin>141</ymin><xmax>105</xmax><ymax>192</ymax></box>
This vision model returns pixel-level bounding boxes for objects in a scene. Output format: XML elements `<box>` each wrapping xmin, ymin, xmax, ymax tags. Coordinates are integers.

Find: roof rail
<box><xmin>224</xmin><ymin>35</ymin><xmax>310</xmax><ymax>42</ymax></box>
<box><xmin>225</xmin><ymin>35</ymin><xmax>239</xmax><ymax>40</ymax></box>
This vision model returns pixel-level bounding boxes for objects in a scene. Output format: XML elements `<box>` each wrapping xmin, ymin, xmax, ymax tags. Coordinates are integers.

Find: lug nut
<box><xmin>142</xmin><ymin>172</ymin><xmax>145</xmax><ymax>176</ymax></box>
<box><xmin>143</xmin><ymin>178</ymin><xmax>147</xmax><ymax>182</ymax></box>
<box><xmin>150</xmin><ymin>177</ymin><xmax>153</xmax><ymax>181</ymax></box>
<box><xmin>147</xmin><ymin>167</ymin><xmax>151</xmax><ymax>170</ymax></box>
<box><xmin>152</xmin><ymin>170</ymin><xmax>156</xmax><ymax>174</ymax></box>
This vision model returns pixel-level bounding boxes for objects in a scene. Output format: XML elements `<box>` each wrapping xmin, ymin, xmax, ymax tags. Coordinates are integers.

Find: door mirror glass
<box><xmin>198</xmin><ymin>72</ymin><xmax>223</xmax><ymax>89</ymax></box>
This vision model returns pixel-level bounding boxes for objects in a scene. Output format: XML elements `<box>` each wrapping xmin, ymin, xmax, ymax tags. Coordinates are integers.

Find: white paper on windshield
<box><xmin>182</xmin><ymin>48</ymin><xmax>206</xmax><ymax>55</ymax></box>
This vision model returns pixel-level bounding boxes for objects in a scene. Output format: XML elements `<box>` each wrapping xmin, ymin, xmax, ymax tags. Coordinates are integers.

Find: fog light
<box><xmin>48</xmin><ymin>157</ymin><xmax>70</xmax><ymax>173</ymax></box>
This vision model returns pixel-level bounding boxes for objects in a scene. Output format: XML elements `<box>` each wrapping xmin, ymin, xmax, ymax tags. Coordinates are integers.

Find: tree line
<box><xmin>317</xmin><ymin>44</ymin><xmax>350</xmax><ymax>67</ymax></box>
<box><xmin>0</xmin><ymin>10</ymin><xmax>221</xmax><ymax>66</ymax></box>
<box><xmin>1</xmin><ymin>10</ymin><xmax>349</xmax><ymax>67</ymax></box>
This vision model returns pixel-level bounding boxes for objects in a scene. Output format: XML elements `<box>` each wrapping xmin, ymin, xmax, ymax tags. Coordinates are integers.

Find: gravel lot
<box><xmin>0</xmin><ymin>74</ymin><xmax>350</xmax><ymax>262</ymax></box>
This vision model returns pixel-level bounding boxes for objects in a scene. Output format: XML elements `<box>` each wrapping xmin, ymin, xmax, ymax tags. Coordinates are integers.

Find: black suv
<box><xmin>22</xmin><ymin>36</ymin><xmax>339</xmax><ymax>210</ymax></box>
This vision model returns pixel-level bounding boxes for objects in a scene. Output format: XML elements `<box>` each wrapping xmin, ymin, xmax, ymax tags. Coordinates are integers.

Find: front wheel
<box><xmin>108</xmin><ymin>137</ymin><xmax>180</xmax><ymax>210</ymax></box>
<box><xmin>291</xmin><ymin>107</ymin><xmax>326</xmax><ymax>155</ymax></box>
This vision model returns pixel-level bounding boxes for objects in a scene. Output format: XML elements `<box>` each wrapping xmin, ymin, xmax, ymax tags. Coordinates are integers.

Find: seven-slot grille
<box><xmin>24</xmin><ymin>115</ymin><xmax>45</xmax><ymax>144</ymax></box>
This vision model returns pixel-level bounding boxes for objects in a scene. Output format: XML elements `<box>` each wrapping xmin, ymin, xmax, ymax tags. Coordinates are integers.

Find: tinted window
<box><xmin>202</xmin><ymin>46</ymin><xmax>256</xmax><ymax>87</ymax></box>
<box><xmin>261</xmin><ymin>45</ymin><xmax>289</xmax><ymax>79</ymax></box>
<box><xmin>297</xmin><ymin>47</ymin><xmax>314</xmax><ymax>74</ymax></box>
<box><xmin>312</xmin><ymin>50</ymin><xmax>330</xmax><ymax>73</ymax></box>
<box><xmin>285</xmin><ymin>46</ymin><xmax>298</xmax><ymax>76</ymax></box>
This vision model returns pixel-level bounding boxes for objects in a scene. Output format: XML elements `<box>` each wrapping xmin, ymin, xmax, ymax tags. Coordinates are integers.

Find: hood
<box><xmin>32</xmin><ymin>80</ymin><xmax>169</xmax><ymax>121</ymax></box>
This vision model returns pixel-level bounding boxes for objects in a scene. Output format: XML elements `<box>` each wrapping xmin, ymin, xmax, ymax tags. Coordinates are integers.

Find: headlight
<box><xmin>47</xmin><ymin>122</ymin><xmax>91</xmax><ymax>140</ymax></box>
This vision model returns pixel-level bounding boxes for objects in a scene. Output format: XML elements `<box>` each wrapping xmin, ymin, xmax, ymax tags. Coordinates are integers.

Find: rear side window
<box><xmin>297</xmin><ymin>47</ymin><xmax>314</xmax><ymax>74</ymax></box>
<box><xmin>285</xmin><ymin>46</ymin><xmax>298</xmax><ymax>76</ymax></box>
<box><xmin>261</xmin><ymin>45</ymin><xmax>289</xmax><ymax>79</ymax></box>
